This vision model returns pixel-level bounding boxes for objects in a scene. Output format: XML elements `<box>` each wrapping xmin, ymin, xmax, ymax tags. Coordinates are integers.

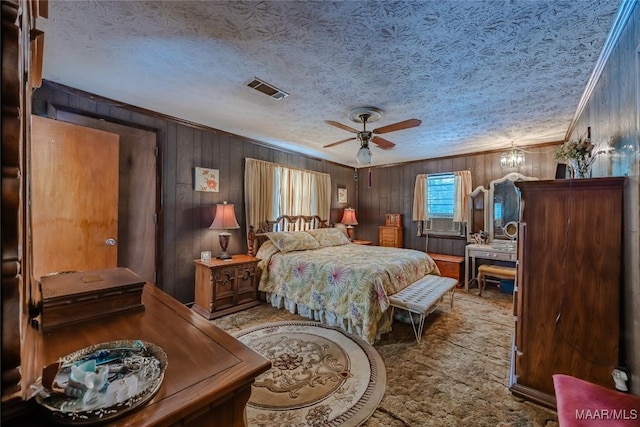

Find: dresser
<box><xmin>511</xmin><ymin>178</ymin><xmax>624</xmax><ymax>409</ymax></box>
<box><xmin>378</xmin><ymin>226</ymin><xmax>403</xmax><ymax>247</ymax></box>
<box><xmin>193</xmin><ymin>255</ymin><xmax>260</xmax><ymax>320</ymax></box>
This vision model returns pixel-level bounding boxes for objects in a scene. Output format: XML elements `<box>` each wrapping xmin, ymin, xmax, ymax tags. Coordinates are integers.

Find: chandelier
<box><xmin>500</xmin><ymin>143</ymin><xmax>525</xmax><ymax>168</ymax></box>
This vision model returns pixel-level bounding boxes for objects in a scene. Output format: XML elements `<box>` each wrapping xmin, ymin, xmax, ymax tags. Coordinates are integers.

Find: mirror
<box><xmin>489</xmin><ymin>173</ymin><xmax>538</xmax><ymax>242</ymax></box>
<box><xmin>466</xmin><ymin>186</ymin><xmax>489</xmax><ymax>243</ymax></box>
<box><xmin>504</xmin><ymin>221</ymin><xmax>518</xmax><ymax>240</ymax></box>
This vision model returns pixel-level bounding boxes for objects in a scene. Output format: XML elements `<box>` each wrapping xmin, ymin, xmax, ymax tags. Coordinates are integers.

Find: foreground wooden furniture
<box><xmin>38</xmin><ymin>268</ymin><xmax>145</xmax><ymax>332</ymax></box>
<box><xmin>553</xmin><ymin>374</ymin><xmax>640</xmax><ymax>427</ymax></box>
<box><xmin>511</xmin><ymin>178</ymin><xmax>624</xmax><ymax>409</ymax></box>
<box><xmin>379</xmin><ymin>225</ymin><xmax>403</xmax><ymax>247</ymax></box>
<box><xmin>193</xmin><ymin>255</ymin><xmax>260</xmax><ymax>320</ymax></box>
<box><xmin>12</xmin><ymin>283</ymin><xmax>271</xmax><ymax>426</ymax></box>
<box><xmin>477</xmin><ymin>264</ymin><xmax>515</xmax><ymax>296</ymax></box>
<box><xmin>428</xmin><ymin>253</ymin><xmax>464</xmax><ymax>286</ymax></box>
<box><xmin>388</xmin><ymin>275</ymin><xmax>457</xmax><ymax>344</ymax></box>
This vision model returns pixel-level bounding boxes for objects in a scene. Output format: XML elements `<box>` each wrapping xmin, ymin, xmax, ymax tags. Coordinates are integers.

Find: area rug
<box><xmin>235</xmin><ymin>321</ymin><xmax>386</xmax><ymax>426</ymax></box>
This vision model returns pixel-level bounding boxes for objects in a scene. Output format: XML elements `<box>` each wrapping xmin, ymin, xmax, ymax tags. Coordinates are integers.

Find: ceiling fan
<box><xmin>323</xmin><ymin>107</ymin><xmax>421</xmax><ymax>164</ymax></box>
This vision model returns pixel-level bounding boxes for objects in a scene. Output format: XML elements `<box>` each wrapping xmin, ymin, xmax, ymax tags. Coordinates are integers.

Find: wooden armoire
<box><xmin>511</xmin><ymin>178</ymin><xmax>624</xmax><ymax>409</ymax></box>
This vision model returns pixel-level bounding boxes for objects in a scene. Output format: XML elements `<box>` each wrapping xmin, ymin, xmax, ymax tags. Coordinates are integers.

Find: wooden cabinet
<box><xmin>385</xmin><ymin>213</ymin><xmax>401</xmax><ymax>226</ymax></box>
<box><xmin>193</xmin><ymin>255</ymin><xmax>260</xmax><ymax>320</ymax></box>
<box><xmin>428</xmin><ymin>253</ymin><xmax>464</xmax><ymax>286</ymax></box>
<box><xmin>379</xmin><ymin>226</ymin><xmax>403</xmax><ymax>247</ymax></box>
<box><xmin>511</xmin><ymin>178</ymin><xmax>624</xmax><ymax>409</ymax></box>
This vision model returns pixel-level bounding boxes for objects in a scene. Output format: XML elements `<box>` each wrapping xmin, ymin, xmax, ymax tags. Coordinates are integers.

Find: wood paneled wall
<box><xmin>2</xmin><ymin>0</ymin><xmax>25</xmax><ymax>406</ymax></box>
<box><xmin>31</xmin><ymin>81</ymin><xmax>563</xmax><ymax>303</ymax></box>
<box><xmin>568</xmin><ymin>3</ymin><xmax>639</xmax><ymax>394</ymax></box>
<box><xmin>32</xmin><ymin>81</ymin><xmax>356</xmax><ymax>303</ymax></box>
<box><xmin>356</xmin><ymin>147</ymin><xmax>559</xmax><ymax>256</ymax></box>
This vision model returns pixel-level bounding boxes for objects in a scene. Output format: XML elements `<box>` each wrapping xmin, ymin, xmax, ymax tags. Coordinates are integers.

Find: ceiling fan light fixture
<box><xmin>323</xmin><ymin>107</ymin><xmax>421</xmax><ymax>163</ymax></box>
<box><xmin>356</xmin><ymin>144</ymin><xmax>372</xmax><ymax>165</ymax></box>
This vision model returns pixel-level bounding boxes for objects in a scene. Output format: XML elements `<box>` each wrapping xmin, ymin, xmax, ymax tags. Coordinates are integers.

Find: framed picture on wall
<box><xmin>337</xmin><ymin>187</ymin><xmax>347</xmax><ymax>203</ymax></box>
<box><xmin>194</xmin><ymin>167</ymin><xmax>219</xmax><ymax>192</ymax></box>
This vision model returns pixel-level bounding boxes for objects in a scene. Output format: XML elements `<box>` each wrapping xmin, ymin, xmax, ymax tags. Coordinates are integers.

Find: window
<box><xmin>413</xmin><ymin>169</ymin><xmax>471</xmax><ymax>238</ymax></box>
<box><xmin>427</xmin><ymin>174</ymin><xmax>455</xmax><ymax>218</ymax></box>
<box><xmin>425</xmin><ymin>173</ymin><xmax>464</xmax><ymax>236</ymax></box>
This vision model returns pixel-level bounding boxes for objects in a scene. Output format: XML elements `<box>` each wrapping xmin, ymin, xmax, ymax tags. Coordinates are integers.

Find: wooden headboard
<box><xmin>247</xmin><ymin>215</ymin><xmax>328</xmax><ymax>256</ymax></box>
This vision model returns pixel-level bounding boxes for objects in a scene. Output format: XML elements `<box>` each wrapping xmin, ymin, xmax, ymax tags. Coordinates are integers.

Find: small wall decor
<box><xmin>194</xmin><ymin>167</ymin><xmax>219</xmax><ymax>192</ymax></box>
<box><xmin>337</xmin><ymin>187</ymin><xmax>347</xmax><ymax>203</ymax></box>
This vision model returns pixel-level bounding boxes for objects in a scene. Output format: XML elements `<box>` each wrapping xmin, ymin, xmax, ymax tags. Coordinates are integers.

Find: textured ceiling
<box><xmin>39</xmin><ymin>1</ymin><xmax>621</xmax><ymax>167</ymax></box>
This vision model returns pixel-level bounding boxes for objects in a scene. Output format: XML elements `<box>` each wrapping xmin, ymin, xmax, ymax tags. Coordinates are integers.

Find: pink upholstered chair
<box><xmin>553</xmin><ymin>374</ymin><xmax>640</xmax><ymax>426</ymax></box>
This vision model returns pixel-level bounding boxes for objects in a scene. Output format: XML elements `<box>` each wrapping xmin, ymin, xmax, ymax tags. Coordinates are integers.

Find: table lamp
<box><xmin>340</xmin><ymin>207</ymin><xmax>358</xmax><ymax>241</ymax></box>
<box><xmin>209</xmin><ymin>201</ymin><xmax>240</xmax><ymax>259</ymax></box>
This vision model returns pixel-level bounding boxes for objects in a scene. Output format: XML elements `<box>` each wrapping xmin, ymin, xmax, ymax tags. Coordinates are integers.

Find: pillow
<box><xmin>255</xmin><ymin>239</ymin><xmax>279</xmax><ymax>259</ymax></box>
<box><xmin>255</xmin><ymin>240</ymin><xmax>280</xmax><ymax>271</ymax></box>
<box><xmin>306</xmin><ymin>228</ymin><xmax>351</xmax><ymax>247</ymax></box>
<box><xmin>265</xmin><ymin>231</ymin><xmax>320</xmax><ymax>253</ymax></box>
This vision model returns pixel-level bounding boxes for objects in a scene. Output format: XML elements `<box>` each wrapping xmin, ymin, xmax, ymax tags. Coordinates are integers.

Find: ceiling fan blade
<box><xmin>373</xmin><ymin>118</ymin><xmax>422</xmax><ymax>134</ymax></box>
<box><xmin>325</xmin><ymin>120</ymin><xmax>359</xmax><ymax>134</ymax></box>
<box><xmin>372</xmin><ymin>136</ymin><xmax>396</xmax><ymax>149</ymax></box>
<box><xmin>323</xmin><ymin>137</ymin><xmax>356</xmax><ymax>148</ymax></box>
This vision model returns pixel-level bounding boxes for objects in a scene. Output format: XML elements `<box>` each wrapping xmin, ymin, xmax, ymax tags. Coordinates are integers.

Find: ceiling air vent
<box><xmin>246</xmin><ymin>77</ymin><xmax>289</xmax><ymax>100</ymax></box>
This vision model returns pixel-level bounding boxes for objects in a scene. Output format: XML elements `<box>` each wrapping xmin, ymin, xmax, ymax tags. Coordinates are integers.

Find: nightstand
<box><xmin>192</xmin><ymin>255</ymin><xmax>260</xmax><ymax>320</ymax></box>
<box><xmin>352</xmin><ymin>239</ymin><xmax>372</xmax><ymax>245</ymax></box>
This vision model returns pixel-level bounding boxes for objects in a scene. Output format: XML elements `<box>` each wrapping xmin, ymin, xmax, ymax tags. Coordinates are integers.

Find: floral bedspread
<box><xmin>256</xmin><ymin>243</ymin><xmax>439</xmax><ymax>343</ymax></box>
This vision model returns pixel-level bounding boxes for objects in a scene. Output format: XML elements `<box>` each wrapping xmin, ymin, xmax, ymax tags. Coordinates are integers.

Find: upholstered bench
<box><xmin>477</xmin><ymin>264</ymin><xmax>516</xmax><ymax>296</ymax></box>
<box><xmin>388</xmin><ymin>275</ymin><xmax>457</xmax><ymax>344</ymax></box>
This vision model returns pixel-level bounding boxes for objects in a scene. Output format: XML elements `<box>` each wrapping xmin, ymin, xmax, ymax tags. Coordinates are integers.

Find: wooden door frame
<box><xmin>46</xmin><ymin>104</ymin><xmax>164</xmax><ymax>288</ymax></box>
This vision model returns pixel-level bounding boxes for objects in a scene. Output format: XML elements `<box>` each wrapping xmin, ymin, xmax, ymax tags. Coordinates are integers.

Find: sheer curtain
<box><xmin>453</xmin><ymin>170</ymin><xmax>472</xmax><ymax>222</ymax></box>
<box><xmin>244</xmin><ymin>158</ymin><xmax>332</xmax><ymax>229</ymax></box>
<box><xmin>412</xmin><ymin>174</ymin><xmax>428</xmax><ymax>222</ymax></box>
<box><xmin>244</xmin><ymin>158</ymin><xmax>279</xmax><ymax>231</ymax></box>
<box><xmin>312</xmin><ymin>173</ymin><xmax>332</xmax><ymax>221</ymax></box>
<box><xmin>279</xmin><ymin>167</ymin><xmax>331</xmax><ymax>220</ymax></box>
<box><xmin>279</xmin><ymin>168</ymin><xmax>313</xmax><ymax>215</ymax></box>
<box><xmin>412</xmin><ymin>174</ymin><xmax>428</xmax><ymax>247</ymax></box>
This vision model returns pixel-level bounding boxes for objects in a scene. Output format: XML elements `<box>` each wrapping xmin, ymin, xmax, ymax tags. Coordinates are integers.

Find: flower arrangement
<box><xmin>554</xmin><ymin>137</ymin><xmax>598</xmax><ymax>178</ymax></box>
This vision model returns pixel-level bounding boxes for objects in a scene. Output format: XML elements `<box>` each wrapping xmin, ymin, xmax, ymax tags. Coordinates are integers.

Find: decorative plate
<box><xmin>35</xmin><ymin>340</ymin><xmax>167</xmax><ymax>425</ymax></box>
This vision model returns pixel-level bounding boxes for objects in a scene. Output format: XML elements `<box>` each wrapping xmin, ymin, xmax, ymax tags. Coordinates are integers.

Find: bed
<box><xmin>247</xmin><ymin>216</ymin><xmax>440</xmax><ymax>343</ymax></box>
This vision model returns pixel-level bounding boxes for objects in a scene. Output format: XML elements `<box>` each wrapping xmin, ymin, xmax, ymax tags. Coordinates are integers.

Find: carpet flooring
<box><xmin>212</xmin><ymin>286</ymin><xmax>559</xmax><ymax>427</ymax></box>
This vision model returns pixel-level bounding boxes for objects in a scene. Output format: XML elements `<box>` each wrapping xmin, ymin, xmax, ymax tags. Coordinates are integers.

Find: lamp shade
<box><xmin>340</xmin><ymin>208</ymin><xmax>358</xmax><ymax>226</ymax></box>
<box><xmin>209</xmin><ymin>202</ymin><xmax>240</xmax><ymax>230</ymax></box>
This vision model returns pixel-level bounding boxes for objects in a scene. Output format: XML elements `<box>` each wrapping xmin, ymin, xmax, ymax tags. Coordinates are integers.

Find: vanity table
<box><xmin>464</xmin><ymin>243</ymin><xmax>517</xmax><ymax>291</ymax></box>
<box><xmin>464</xmin><ymin>173</ymin><xmax>537</xmax><ymax>292</ymax></box>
